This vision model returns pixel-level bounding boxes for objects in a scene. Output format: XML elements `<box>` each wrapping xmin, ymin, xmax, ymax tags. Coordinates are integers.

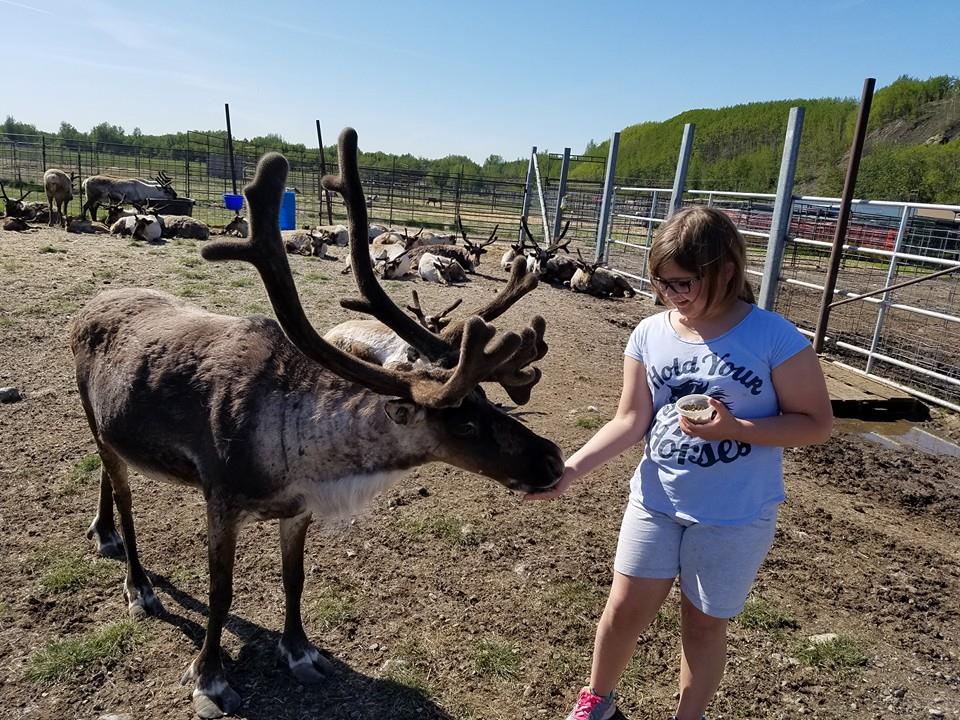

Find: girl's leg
<box><xmin>675</xmin><ymin>591</ymin><xmax>728</xmax><ymax>720</ymax></box>
<box><xmin>589</xmin><ymin>572</ymin><xmax>674</xmax><ymax>696</ymax></box>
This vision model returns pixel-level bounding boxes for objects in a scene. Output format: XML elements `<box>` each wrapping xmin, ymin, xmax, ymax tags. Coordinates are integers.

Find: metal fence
<box><xmin>604</xmin><ymin>183</ymin><xmax>960</xmax><ymax>411</ymax></box>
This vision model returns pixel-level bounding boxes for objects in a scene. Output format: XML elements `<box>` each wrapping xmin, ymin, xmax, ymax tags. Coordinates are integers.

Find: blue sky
<box><xmin>2</xmin><ymin>0</ymin><xmax>958</xmax><ymax>162</ymax></box>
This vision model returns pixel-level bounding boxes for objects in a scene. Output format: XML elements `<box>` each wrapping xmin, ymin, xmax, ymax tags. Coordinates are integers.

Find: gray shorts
<box><xmin>613</xmin><ymin>498</ymin><xmax>778</xmax><ymax>619</ymax></box>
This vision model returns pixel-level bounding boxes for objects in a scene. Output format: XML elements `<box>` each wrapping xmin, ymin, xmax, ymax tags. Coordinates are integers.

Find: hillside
<box><xmin>570</xmin><ymin>75</ymin><xmax>960</xmax><ymax>203</ymax></box>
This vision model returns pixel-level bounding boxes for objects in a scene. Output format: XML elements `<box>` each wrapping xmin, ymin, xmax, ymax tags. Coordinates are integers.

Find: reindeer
<box><xmin>0</xmin><ymin>182</ymin><xmax>32</xmax><ymax>218</ymax></box>
<box><xmin>81</xmin><ymin>170</ymin><xmax>178</xmax><ymax>221</ymax></box>
<box><xmin>456</xmin><ymin>215</ymin><xmax>498</xmax><ymax>269</ymax></box>
<box><xmin>425</xmin><ymin>196</ymin><xmax>441</xmax><ymax>207</ymax></box>
<box><xmin>3</xmin><ymin>216</ymin><xmax>30</xmax><ymax>231</ymax></box>
<box><xmin>43</xmin><ymin>169</ymin><xmax>76</xmax><ymax>227</ymax></box>
<box><xmin>571</xmin><ymin>249</ymin><xmax>637</xmax><ymax>298</ymax></box>
<box><xmin>520</xmin><ymin>216</ymin><xmax>575</xmax><ymax>284</ymax></box>
<box><xmin>325</xmin><ymin>291</ymin><xmax>463</xmax><ymax>365</ymax></box>
<box><xmin>161</xmin><ymin>216</ymin><xmax>210</xmax><ymax>241</ymax></box>
<box><xmin>418</xmin><ymin>252</ymin><xmax>467</xmax><ymax>284</ymax></box>
<box><xmin>283</xmin><ymin>229</ymin><xmax>326</xmax><ymax>257</ymax></box>
<box><xmin>70</xmin><ymin>129</ymin><xmax>563</xmax><ymax>718</ymax></box>
<box><xmin>223</xmin><ymin>214</ymin><xmax>248</xmax><ymax>237</ymax></box>
<box><xmin>316</xmin><ymin>223</ymin><xmax>349</xmax><ymax>246</ymax></box>
<box><xmin>65</xmin><ymin>216</ymin><xmax>110</xmax><ymax>234</ymax></box>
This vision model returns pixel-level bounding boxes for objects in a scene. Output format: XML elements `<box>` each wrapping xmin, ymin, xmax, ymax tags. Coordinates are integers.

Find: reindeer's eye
<box><xmin>451</xmin><ymin>421</ymin><xmax>478</xmax><ymax>438</ymax></box>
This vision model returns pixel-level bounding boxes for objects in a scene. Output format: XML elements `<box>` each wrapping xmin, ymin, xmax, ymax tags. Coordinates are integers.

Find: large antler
<box><xmin>407</xmin><ymin>291</ymin><xmax>462</xmax><ymax>333</ymax></box>
<box><xmin>201</xmin><ymin>132</ymin><xmax>528</xmax><ymax>409</ymax></box>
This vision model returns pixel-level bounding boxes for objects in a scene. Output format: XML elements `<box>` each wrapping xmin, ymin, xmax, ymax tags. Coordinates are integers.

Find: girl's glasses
<box><xmin>651</xmin><ymin>275</ymin><xmax>701</xmax><ymax>294</ymax></box>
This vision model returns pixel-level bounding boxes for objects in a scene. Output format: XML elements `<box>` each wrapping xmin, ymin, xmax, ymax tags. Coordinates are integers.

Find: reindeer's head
<box><xmin>201</xmin><ymin>131</ymin><xmax>563</xmax><ymax>493</ymax></box>
<box><xmin>457</xmin><ymin>214</ymin><xmax>498</xmax><ymax>269</ymax></box>
<box><xmin>0</xmin><ymin>182</ymin><xmax>31</xmax><ymax>217</ymax></box>
<box><xmin>154</xmin><ymin>170</ymin><xmax>178</xmax><ymax>199</ymax></box>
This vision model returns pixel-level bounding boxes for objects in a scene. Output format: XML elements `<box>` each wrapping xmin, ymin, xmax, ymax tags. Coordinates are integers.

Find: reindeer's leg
<box><xmin>47</xmin><ymin>197</ymin><xmax>54</xmax><ymax>226</ymax></box>
<box><xmin>86</xmin><ymin>470</ymin><xmax>124</xmax><ymax>558</ymax></box>
<box><xmin>277</xmin><ymin>513</ymin><xmax>331</xmax><ymax>684</ymax></box>
<box><xmin>104</xmin><ymin>448</ymin><xmax>164</xmax><ymax>619</ymax></box>
<box><xmin>182</xmin><ymin>503</ymin><xmax>242</xmax><ymax>719</ymax></box>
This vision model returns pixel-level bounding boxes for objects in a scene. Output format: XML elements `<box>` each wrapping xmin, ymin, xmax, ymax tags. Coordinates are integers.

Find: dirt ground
<box><xmin>0</xmin><ymin>226</ymin><xmax>958</xmax><ymax>720</ymax></box>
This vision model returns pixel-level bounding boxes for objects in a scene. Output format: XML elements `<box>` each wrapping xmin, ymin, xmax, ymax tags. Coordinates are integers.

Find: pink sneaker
<box><xmin>565</xmin><ymin>686</ymin><xmax>617</xmax><ymax>720</ymax></box>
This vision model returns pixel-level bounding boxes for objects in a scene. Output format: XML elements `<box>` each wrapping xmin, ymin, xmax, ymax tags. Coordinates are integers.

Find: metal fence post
<box><xmin>640</xmin><ymin>189</ymin><xmax>659</xmax><ymax>282</ymax></box>
<box><xmin>668</xmin><ymin>123</ymin><xmax>695</xmax><ymax>218</ymax></box>
<box><xmin>814</xmin><ymin>77</ymin><xmax>875</xmax><ymax>353</ymax></box>
<box><xmin>532</xmin><ymin>152</ymin><xmax>551</xmax><ymax>241</ymax></box>
<box><xmin>518</xmin><ymin>146</ymin><xmax>536</xmax><ymax>244</ymax></box>
<box><xmin>224</xmin><ymin>103</ymin><xmax>238</xmax><ymax>196</ymax></box>
<box><xmin>758</xmin><ymin>106</ymin><xmax>805</xmax><ymax>311</ymax></box>
<box><xmin>595</xmin><ymin>132</ymin><xmax>620</xmax><ymax>261</ymax></box>
<box><xmin>865</xmin><ymin>206</ymin><xmax>912</xmax><ymax>374</ymax></box>
<box><xmin>553</xmin><ymin>148</ymin><xmax>571</xmax><ymax>240</ymax></box>
<box><xmin>41</xmin><ymin>136</ymin><xmax>46</xmax><ymax>171</ymax></box>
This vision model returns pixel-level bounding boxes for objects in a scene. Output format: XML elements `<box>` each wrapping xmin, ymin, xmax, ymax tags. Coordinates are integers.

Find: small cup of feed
<box><xmin>676</xmin><ymin>394</ymin><xmax>715</xmax><ymax>424</ymax></box>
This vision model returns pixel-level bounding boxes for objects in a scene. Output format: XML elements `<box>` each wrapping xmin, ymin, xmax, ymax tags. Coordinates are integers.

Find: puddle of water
<box><xmin>834</xmin><ymin>419</ymin><xmax>960</xmax><ymax>458</ymax></box>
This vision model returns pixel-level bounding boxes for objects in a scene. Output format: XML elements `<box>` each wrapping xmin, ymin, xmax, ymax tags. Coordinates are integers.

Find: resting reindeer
<box><xmin>81</xmin><ymin>170</ymin><xmax>177</xmax><ymax>221</ymax></box>
<box><xmin>571</xmin><ymin>249</ymin><xmax>637</xmax><ymax>298</ymax></box>
<box><xmin>43</xmin><ymin>169</ymin><xmax>76</xmax><ymax>227</ymax></box>
<box><xmin>0</xmin><ymin>182</ymin><xmax>32</xmax><ymax>218</ymax></box>
<box><xmin>70</xmin><ymin>128</ymin><xmax>562</xmax><ymax>719</ymax></box>
<box><xmin>418</xmin><ymin>252</ymin><xmax>467</xmax><ymax>284</ymax></box>
<box><xmin>520</xmin><ymin>215</ymin><xmax>576</xmax><ymax>284</ymax></box>
<box><xmin>455</xmin><ymin>215</ymin><xmax>498</xmax><ymax>269</ymax></box>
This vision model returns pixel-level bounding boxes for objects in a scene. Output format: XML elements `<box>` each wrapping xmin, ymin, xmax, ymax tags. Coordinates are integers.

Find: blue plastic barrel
<box><xmin>223</xmin><ymin>193</ymin><xmax>243</xmax><ymax>212</ymax></box>
<box><xmin>279</xmin><ymin>190</ymin><xmax>296</xmax><ymax>230</ymax></box>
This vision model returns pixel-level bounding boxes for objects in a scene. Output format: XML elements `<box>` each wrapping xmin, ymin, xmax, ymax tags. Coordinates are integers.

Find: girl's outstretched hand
<box><xmin>523</xmin><ymin>464</ymin><xmax>578</xmax><ymax>501</ymax></box>
<box><xmin>678</xmin><ymin>397</ymin><xmax>743</xmax><ymax>441</ymax></box>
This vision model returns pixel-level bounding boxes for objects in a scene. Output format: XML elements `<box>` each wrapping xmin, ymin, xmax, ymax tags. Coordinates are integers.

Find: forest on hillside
<box><xmin>3</xmin><ymin>75</ymin><xmax>958</xmax><ymax>203</ymax></box>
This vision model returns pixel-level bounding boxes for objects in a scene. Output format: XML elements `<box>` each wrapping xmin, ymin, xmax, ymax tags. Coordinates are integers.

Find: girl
<box><xmin>527</xmin><ymin>207</ymin><xmax>833</xmax><ymax>720</ymax></box>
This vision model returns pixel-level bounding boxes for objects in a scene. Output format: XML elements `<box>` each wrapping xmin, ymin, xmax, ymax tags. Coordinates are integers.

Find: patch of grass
<box><xmin>302</xmin><ymin>271</ymin><xmax>331</xmax><ymax>283</ymax></box>
<box><xmin>795</xmin><ymin>635</ymin><xmax>868</xmax><ymax>673</ymax></box>
<box><xmin>548</xmin><ymin>580</ymin><xmax>605</xmax><ymax>615</ymax></box>
<box><xmin>0</xmin><ymin>316</ymin><xmax>14</xmax><ymax>328</ymax></box>
<box><xmin>179</xmin><ymin>281</ymin><xmax>212</xmax><ymax>298</ymax></box>
<box><xmin>575</xmin><ymin>415</ymin><xmax>604</xmax><ymax>430</ymax></box>
<box><xmin>228</xmin><ymin>277</ymin><xmax>254</xmax><ymax>288</ymax></box>
<box><xmin>27</xmin><ymin>620</ymin><xmax>145</xmax><ymax>682</ymax></box>
<box><xmin>94</xmin><ymin>267</ymin><xmax>118</xmax><ymax>281</ymax></box>
<box><xmin>242</xmin><ymin>302</ymin><xmax>270</xmax><ymax>316</ymax></box>
<box><xmin>471</xmin><ymin>637</ymin><xmax>518</xmax><ymax>678</ymax></box>
<box><xmin>32</xmin><ymin>549</ymin><xmax>116</xmax><ymax>593</ymax></box>
<box><xmin>61</xmin><ymin>453</ymin><xmax>101</xmax><ymax>496</ymax></box>
<box><xmin>177</xmin><ymin>255</ymin><xmax>201</xmax><ymax>267</ymax></box>
<box><xmin>403</xmin><ymin>515</ymin><xmax>483</xmax><ymax>546</ymax></box>
<box><xmin>172</xmin><ymin>238</ymin><xmax>195</xmax><ymax>248</ymax></box>
<box><xmin>39</xmin><ymin>245</ymin><xmax>67</xmax><ymax>254</ymax></box>
<box><xmin>382</xmin><ymin>639</ymin><xmax>434</xmax><ymax>694</ymax></box>
<box><xmin>307</xmin><ymin>589</ymin><xmax>357</xmax><ymax>631</ymax></box>
<box><xmin>737</xmin><ymin>596</ymin><xmax>799</xmax><ymax>634</ymax></box>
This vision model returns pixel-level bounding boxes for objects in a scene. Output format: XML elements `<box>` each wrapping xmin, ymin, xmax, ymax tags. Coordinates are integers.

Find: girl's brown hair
<box><xmin>648</xmin><ymin>206</ymin><xmax>756</xmax><ymax>307</ymax></box>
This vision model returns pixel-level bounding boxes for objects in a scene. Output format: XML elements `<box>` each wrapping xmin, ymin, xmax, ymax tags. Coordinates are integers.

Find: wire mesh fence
<box><xmin>603</xmin><ymin>186</ymin><xmax>960</xmax><ymax>410</ymax></box>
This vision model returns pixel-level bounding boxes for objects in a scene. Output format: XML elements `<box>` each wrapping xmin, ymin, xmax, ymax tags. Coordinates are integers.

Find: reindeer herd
<box><xmin>0</xmin><ymin>124</ymin><xmax>649</xmax><ymax>718</ymax></box>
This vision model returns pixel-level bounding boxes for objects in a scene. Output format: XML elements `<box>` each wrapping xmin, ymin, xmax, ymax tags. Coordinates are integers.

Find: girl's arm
<box><xmin>525</xmin><ymin>356</ymin><xmax>653</xmax><ymax>499</ymax></box>
<box><xmin>680</xmin><ymin>346</ymin><xmax>833</xmax><ymax>447</ymax></box>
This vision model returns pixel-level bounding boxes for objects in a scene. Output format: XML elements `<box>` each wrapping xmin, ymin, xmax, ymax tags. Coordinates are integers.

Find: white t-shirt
<box><xmin>624</xmin><ymin>305</ymin><xmax>810</xmax><ymax>524</ymax></box>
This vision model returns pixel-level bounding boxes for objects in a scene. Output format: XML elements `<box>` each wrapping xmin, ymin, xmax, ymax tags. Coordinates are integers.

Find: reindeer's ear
<box><xmin>384</xmin><ymin>399</ymin><xmax>425</xmax><ymax>426</ymax></box>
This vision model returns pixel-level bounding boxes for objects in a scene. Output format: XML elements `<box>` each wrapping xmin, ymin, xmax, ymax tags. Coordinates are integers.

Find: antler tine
<box><xmin>549</xmin><ymin>221</ymin><xmax>572</xmax><ymax>252</ymax></box>
<box><xmin>456</xmin><ymin>214</ymin><xmax>468</xmax><ymax>245</ymax></box>
<box><xmin>324</xmin><ymin>128</ymin><xmax>452</xmax><ymax>364</ymax></box>
<box><xmin>519</xmin><ymin>215</ymin><xmax>541</xmax><ymax>252</ymax></box>
<box><xmin>488</xmin><ymin>315</ymin><xmax>548</xmax><ymax>405</ymax></box>
<box><xmin>405</xmin><ymin>290</ymin><xmax>430</xmax><ymax>328</ymax></box>
<box><xmin>406</xmin><ymin>292</ymin><xmax>463</xmax><ymax>333</ymax></box>
<box><xmin>19</xmin><ymin>187</ymin><xmax>31</xmax><ymax>201</ymax></box>
<box><xmin>440</xmin><ymin>257</ymin><xmax>539</xmax><ymax>344</ymax></box>
<box><xmin>484</xmin><ymin>223</ymin><xmax>500</xmax><ymax>245</ymax></box>
<box><xmin>436</xmin><ymin>297</ymin><xmax>463</xmax><ymax>322</ymax></box>
<box><xmin>0</xmin><ymin>182</ymin><xmax>8</xmax><ymax>201</ymax></box>
<box><xmin>201</xmin><ymin>151</ymin><xmax>450</xmax><ymax>405</ymax></box>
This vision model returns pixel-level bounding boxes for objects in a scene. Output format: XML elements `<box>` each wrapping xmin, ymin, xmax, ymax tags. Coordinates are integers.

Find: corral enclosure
<box><xmin>0</xmin><ymin>223</ymin><xmax>959</xmax><ymax>719</ymax></box>
<box><xmin>3</xmin><ymin>123</ymin><xmax>959</xmax><ymax>413</ymax></box>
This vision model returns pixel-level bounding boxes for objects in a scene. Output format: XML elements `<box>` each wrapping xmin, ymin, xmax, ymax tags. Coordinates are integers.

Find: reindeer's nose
<box><xmin>542</xmin><ymin>454</ymin><xmax>564</xmax><ymax>484</ymax></box>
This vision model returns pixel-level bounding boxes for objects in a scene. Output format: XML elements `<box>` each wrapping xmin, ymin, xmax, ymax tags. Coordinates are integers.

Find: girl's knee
<box><xmin>680</xmin><ymin>596</ymin><xmax>728</xmax><ymax>635</ymax></box>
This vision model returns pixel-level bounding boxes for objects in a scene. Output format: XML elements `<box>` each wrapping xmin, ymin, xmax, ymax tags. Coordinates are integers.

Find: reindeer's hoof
<box><xmin>87</xmin><ymin>520</ymin><xmax>124</xmax><ymax>559</ymax></box>
<box><xmin>124</xmin><ymin>583</ymin><xmax>164</xmax><ymax>620</ymax></box>
<box><xmin>181</xmin><ymin>663</ymin><xmax>242</xmax><ymax>719</ymax></box>
<box><xmin>279</xmin><ymin>639</ymin><xmax>333</xmax><ymax>684</ymax></box>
